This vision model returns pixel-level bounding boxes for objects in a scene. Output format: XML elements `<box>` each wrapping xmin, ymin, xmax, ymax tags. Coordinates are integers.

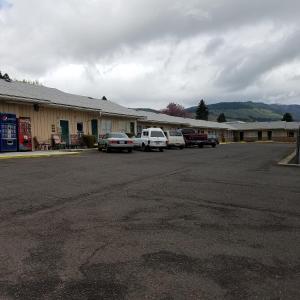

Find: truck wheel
<box><xmin>141</xmin><ymin>144</ymin><xmax>146</xmax><ymax>152</ymax></box>
<box><xmin>159</xmin><ymin>148</ymin><xmax>164</xmax><ymax>152</ymax></box>
<box><xmin>198</xmin><ymin>144</ymin><xmax>203</xmax><ymax>148</ymax></box>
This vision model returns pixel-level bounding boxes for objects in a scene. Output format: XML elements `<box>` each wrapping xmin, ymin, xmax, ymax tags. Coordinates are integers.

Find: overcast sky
<box><xmin>1</xmin><ymin>0</ymin><xmax>300</xmax><ymax>108</ymax></box>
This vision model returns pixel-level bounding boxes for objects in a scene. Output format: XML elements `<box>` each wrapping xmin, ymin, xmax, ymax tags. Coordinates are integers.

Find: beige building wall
<box><xmin>239</xmin><ymin>129</ymin><xmax>296</xmax><ymax>142</ymax></box>
<box><xmin>100</xmin><ymin>116</ymin><xmax>137</xmax><ymax>135</ymax></box>
<box><xmin>137</xmin><ymin>121</ymin><xmax>183</xmax><ymax>132</ymax></box>
<box><xmin>0</xmin><ymin>101</ymin><xmax>101</xmax><ymax>149</ymax></box>
<box><xmin>0</xmin><ymin>102</ymin><xmax>139</xmax><ymax>142</ymax></box>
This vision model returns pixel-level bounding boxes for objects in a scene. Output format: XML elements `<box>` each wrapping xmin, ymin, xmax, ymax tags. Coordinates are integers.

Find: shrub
<box><xmin>82</xmin><ymin>135</ymin><xmax>96</xmax><ymax>148</ymax></box>
<box><xmin>126</xmin><ymin>132</ymin><xmax>134</xmax><ymax>138</ymax></box>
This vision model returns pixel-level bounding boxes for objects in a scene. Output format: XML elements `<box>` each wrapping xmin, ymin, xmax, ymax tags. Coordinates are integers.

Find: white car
<box><xmin>164</xmin><ymin>130</ymin><xmax>185</xmax><ymax>149</ymax></box>
<box><xmin>133</xmin><ymin>128</ymin><xmax>167</xmax><ymax>152</ymax></box>
<box><xmin>98</xmin><ymin>132</ymin><xmax>134</xmax><ymax>153</ymax></box>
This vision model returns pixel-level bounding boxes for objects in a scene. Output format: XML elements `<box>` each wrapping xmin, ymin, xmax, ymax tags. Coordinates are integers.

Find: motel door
<box><xmin>60</xmin><ymin>120</ymin><xmax>69</xmax><ymax>144</ymax></box>
<box><xmin>91</xmin><ymin>119</ymin><xmax>98</xmax><ymax>141</ymax></box>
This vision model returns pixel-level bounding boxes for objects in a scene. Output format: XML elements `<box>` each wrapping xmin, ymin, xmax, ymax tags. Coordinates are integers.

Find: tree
<box><xmin>217</xmin><ymin>113</ymin><xmax>227</xmax><ymax>123</ymax></box>
<box><xmin>282</xmin><ymin>112</ymin><xmax>294</xmax><ymax>122</ymax></box>
<box><xmin>196</xmin><ymin>99</ymin><xmax>209</xmax><ymax>120</ymax></box>
<box><xmin>0</xmin><ymin>71</ymin><xmax>11</xmax><ymax>82</ymax></box>
<box><xmin>161</xmin><ymin>102</ymin><xmax>189</xmax><ymax>117</ymax></box>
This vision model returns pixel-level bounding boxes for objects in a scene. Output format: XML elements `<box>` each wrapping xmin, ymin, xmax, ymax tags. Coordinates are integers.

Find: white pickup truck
<box><xmin>133</xmin><ymin>128</ymin><xmax>167</xmax><ymax>152</ymax></box>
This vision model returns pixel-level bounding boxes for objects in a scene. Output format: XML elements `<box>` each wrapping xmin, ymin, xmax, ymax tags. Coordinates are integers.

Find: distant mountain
<box><xmin>186</xmin><ymin>101</ymin><xmax>300</xmax><ymax>122</ymax></box>
<box><xmin>134</xmin><ymin>108</ymin><xmax>160</xmax><ymax>113</ymax></box>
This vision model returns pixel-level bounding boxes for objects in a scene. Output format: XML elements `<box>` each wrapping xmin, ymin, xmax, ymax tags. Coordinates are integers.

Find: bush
<box><xmin>82</xmin><ymin>135</ymin><xmax>96</xmax><ymax>148</ymax></box>
<box><xmin>126</xmin><ymin>132</ymin><xmax>134</xmax><ymax>138</ymax></box>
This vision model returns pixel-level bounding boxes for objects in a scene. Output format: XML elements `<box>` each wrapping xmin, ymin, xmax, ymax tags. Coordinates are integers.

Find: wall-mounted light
<box><xmin>33</xmin><ymin>104</ymin><xmax>39</xmax><ymax>112</ymax></box>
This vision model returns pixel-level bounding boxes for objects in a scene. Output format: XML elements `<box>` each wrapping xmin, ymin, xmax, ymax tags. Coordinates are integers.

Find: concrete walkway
<box><xmin>0</xmin><ymin>150</ymin><xmax>80</xmax><ymax>160</ymax></box>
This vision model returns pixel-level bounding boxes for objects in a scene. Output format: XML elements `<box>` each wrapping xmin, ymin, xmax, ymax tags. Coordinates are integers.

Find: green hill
<box><xmin>186</xmin><ymin>101</ymin><xmax>300</xmax><ymax>122</ymax></box>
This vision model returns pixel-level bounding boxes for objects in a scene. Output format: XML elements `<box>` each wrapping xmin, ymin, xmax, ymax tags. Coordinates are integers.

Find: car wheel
<box><xmin>128</xmin><ymin>148</ymin><xmax>132</xmax><ymax>153</ymax></box>
<box><xmin>141</xmin><ymin>144</ymin><xmax>146</xmax><ymax>152</ymax></box>
<box><xmin>179</xmin><ymin>146</ymin><xmax>184</xmax><ymax>150</ymax></box>
<box><xmin>198</xmin><ymin>144</ymin><xmax>203</xmax><ymax>148</ymax></box>
<box><xmin>159</xmin><ymin>148</ymin><xmax>164</xmax><ymax>152</ymax></box>
<box><xmin>212</xmin><ymin>144</ymin><xmax>216</xmax><ymax>148</ymax></box>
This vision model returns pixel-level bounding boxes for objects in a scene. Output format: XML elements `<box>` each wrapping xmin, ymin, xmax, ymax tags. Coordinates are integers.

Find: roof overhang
<box><xmin>0</xmin><ymin>94</ymin><xmax>102</xmax><ymax>113</ymax></box>
<box><xmin>100</xmin><ymin>111</ymin><xmax>141</xmax><ymax>119</ymax></box>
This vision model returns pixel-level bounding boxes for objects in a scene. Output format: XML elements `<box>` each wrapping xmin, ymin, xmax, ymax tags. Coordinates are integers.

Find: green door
<box><xmin>91</xmin><ymin>119</ymin><xmax>98</xmax><ymax>141</ymax></box>
<box><xmin>60</xmin><ymin>120</ymin><xmax>69</xmax><ymax>144</ymax></box>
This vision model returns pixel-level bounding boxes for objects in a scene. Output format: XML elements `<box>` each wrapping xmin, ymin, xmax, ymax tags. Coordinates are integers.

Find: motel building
<box><xmin>228</xmin><ymin>121</ymin><xmax>300</xmax><ymax>143</ymax></box>
<box><xmin>0</xmin><ymin>77</ymin><xmax>299</xmax><ymax>152</ymax></box>
<box><xmin>0</xmin><ymin>78</ymin><xmax>141</xmax><ymax>150</ymax></box>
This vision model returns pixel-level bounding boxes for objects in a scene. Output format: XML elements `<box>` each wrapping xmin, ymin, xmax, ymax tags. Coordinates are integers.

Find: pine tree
<box><xmin>217</xmin><ymin>113</ymin><xmax>227</xmax><ymax>123</ymax></box>
<box><xmin>196</xmin><ymin>99</ymin><xmax>209</xmax><ymax>120</ymax></box>
<box><xmin>282</xmin><ymin>112</ymin><xmax>293</xmax><ymax>122</ymax></box>
<box><xmin>2</xmin><ymin>73</ymin><xmax>11</xmax><ymax>82</ymax></box>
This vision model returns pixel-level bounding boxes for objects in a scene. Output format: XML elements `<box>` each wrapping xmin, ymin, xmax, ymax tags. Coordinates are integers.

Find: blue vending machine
<box><xmin>0</xmin><ymin>113</ymin><xmax>18</xmax><ymax>152</ymax></box>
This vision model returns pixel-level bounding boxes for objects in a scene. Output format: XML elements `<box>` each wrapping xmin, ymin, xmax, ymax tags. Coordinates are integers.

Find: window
<box><xmin>77</xmin><ymin>122</ymin><xmax>83</xmax><ymax>133</ymax></box>
<box><xmin>288</xmin><ymin>131</ymin><xmax>295</xmax><ymax>137</ymax></box>
<box><xmin>169</xmin><ymin>130</ymin><xmax>182</xmax><ymax>136</ymax></box>
<box><xmin>150</xmin><ymin>131</ymin><xmax>164</xmax><ymax>137</ymax></box>
<box><xmin>142</xmin><ymin>131</ymin><xmax>149</xmax><ymax>136</ymax></box>
<box><xmin>51</xmin><ymin>124</ymin><xmax>55</xmax><ymax>133</ymax></box>
<box><xmin>101</xmin><ymin>120</ymin><xmax>112</xmax><ymax>134</ymax></box>
<box><xmin>108</xmin><ymin>133</ymin><xmax>128</xmax><ymax>138</ymax></box>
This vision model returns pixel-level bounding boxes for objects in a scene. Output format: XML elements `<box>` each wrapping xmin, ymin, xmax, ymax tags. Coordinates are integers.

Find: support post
<box><xmin>297</xmin><ymin>126</ymin><xmax>300</xmax><ymax>164</ymax></box>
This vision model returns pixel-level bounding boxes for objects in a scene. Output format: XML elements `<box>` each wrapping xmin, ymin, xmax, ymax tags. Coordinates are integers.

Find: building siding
<box><xmin>0</xmin><ymin>101</ymin><xmax>138</xmax><ymax>148</ymax></box>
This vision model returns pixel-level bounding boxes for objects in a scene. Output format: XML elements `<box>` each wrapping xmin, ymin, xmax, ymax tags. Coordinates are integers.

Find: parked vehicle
<box><xmin>98</xmin><ymin>132</ymin><xmax>134</xmax><ymax>153</ymax></box>
<box><xmin>133</xmin><ymin>128</ymin><xmax>167</xmax><ymax>152</ymax></box>
<box><xmin>164</xmin><ymin>130</ymin><xmax>185</xmax><ymax>149</ymax></box>
<box><xmin>208</xmin><ymin>134</ymin><xmax>219</xmax><ymax>145</ymax></box>
<box><xmin>180</xmin><ymin>128</ymin><xmax>217</xmax><ymax>148</ymax></box>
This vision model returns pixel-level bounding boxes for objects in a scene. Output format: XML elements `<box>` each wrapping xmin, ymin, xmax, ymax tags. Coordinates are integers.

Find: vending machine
<box><xmin>18</xmin><ymin>117</ymin><xmax>32</xmax><ymax>151</ymax></box>
<box><xmin>0</xmin><ymin>113</ymin><xmax>18</xmax><ymax>152</ymax></box>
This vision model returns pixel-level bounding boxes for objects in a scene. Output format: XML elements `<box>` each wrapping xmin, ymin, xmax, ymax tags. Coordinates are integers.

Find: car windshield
<box><xmin>169</xmin><ymin>131</ymin><xmax>183</xmax><ymax>136</ymax></box>
<box><xmin>108</xmin><ymin>133</ymin><xmax>128</xmax><ymax>138</ymax></box>
<box><xmin>150</xmin><ymin>131</ymin><xmax>164</xmax><ymax>137</ymax></box>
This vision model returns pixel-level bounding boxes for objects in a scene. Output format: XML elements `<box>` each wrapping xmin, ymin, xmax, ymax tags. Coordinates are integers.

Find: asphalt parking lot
<box><xmin>0</xmin><ymin>143</ymin><xmax>299</xmax><ymax>299</ymax></box>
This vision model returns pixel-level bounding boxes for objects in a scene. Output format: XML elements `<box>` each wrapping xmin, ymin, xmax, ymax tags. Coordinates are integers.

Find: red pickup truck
<box><xmin>180</xmin><ymin>128</ymin><xmax>217</xmax><ymax>148</ymax></box>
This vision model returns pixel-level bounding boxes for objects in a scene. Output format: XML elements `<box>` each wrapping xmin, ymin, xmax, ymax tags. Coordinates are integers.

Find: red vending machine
<box><xmin>18</xmin><ymin>117</ymin><xmax>32</xmax><ymax>151</ymax></box>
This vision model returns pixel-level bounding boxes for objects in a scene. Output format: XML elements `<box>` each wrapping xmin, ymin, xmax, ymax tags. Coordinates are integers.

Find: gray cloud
<box><xmin>215</xmin><ymin>30</ymin><xmax>300</xmax><ymax>91</ymax></box>
<box><xmin>1</xmin><ymin>0</ymin><xmax>300</xmax><ymax>108</ymax></box>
